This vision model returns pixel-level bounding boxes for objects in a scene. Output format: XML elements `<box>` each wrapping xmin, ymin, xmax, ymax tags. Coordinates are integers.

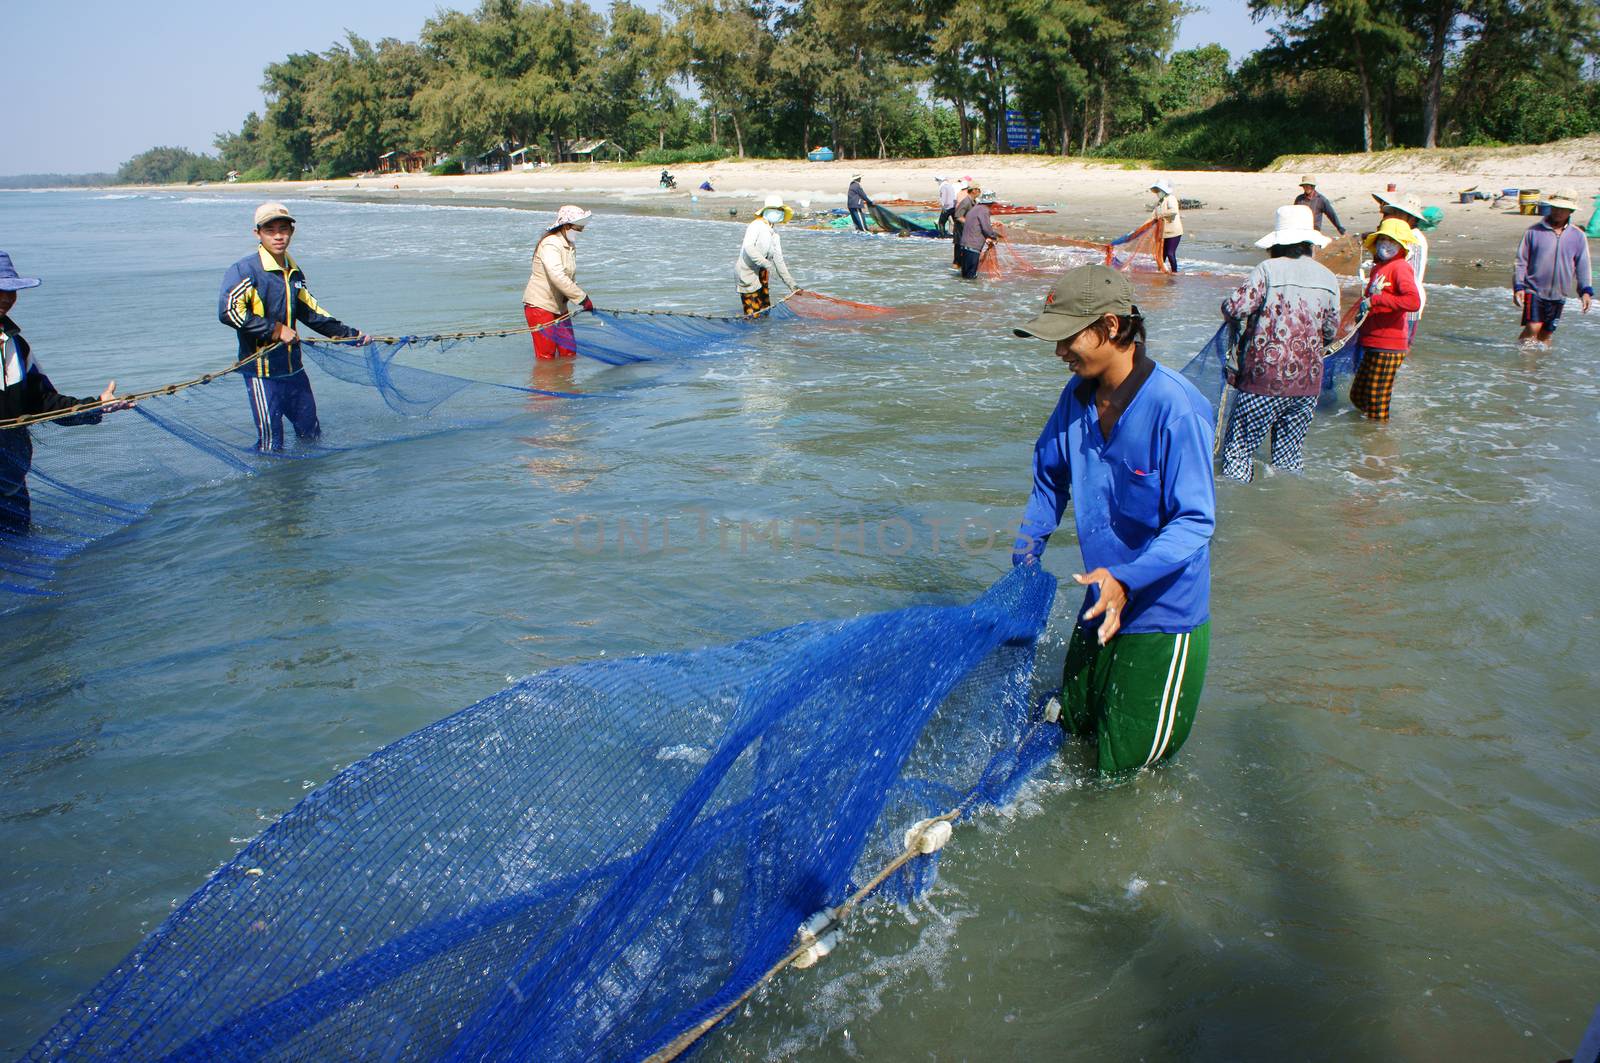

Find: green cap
<box><xmin>1012</xmin><ymin>264</ymin><xmax>1136</xmax><ymax>341</ymax></box>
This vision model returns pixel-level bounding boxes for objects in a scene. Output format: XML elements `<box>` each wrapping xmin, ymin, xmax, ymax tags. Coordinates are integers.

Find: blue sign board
<box><xmin>1004</xmin><ymin>110</ymin><xmax>1041</xmax><ymax>150</ymax></box>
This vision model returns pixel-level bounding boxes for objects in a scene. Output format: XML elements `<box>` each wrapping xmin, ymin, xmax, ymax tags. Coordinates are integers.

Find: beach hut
<box><xmin>559</xmin><ymin>138</ymin><xmax>627</xmax><ymax>163</ymax></box>
<box><xmin>509</xmin><ymin>145</ymin><xmax>547</xmax><ymax>172</ymax></box>
<box><xmin>467</xmin><ymin>145</ymin><xmax>510</xmax><ymax>174</ymax></box>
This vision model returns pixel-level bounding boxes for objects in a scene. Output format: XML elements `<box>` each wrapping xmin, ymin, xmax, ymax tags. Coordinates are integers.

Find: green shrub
<box><xmin>1093</xmin><ymin>95</ymin><xmax>1359</xmax><ymax>169</ymax></box>
<box><xmin>428</xmin><ymin>156</ymin><xmax>465</xmax><ymax>176</ymax></box>
<box><xmin>237</xmin><ymin>166</ymin><xmax>274</xmax><ymax>182</ymax></box>
<box><xmin>637</xmin><ymin>143</ymin><xmax>728</xmax><ymax>165</ymax></box>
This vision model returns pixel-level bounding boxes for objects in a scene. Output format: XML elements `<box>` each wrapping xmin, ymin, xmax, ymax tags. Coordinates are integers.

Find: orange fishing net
<box><xmin>1106</xmin><ymin>219</ymin><xmax>1170</xmax><ymax>274</ymax></box>
<box><xmin>785</xmin><ymin>289</ymin><xmax>897</xmax><ymax>319</ymax></box>
<box><xmin>1318</xmin><ymin>233</ymin><xmax>1362</xmax><ymax>277</ymax></box>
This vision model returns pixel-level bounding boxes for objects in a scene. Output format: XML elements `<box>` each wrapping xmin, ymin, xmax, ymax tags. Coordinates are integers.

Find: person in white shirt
<box><xmin>936</xmin><ymin>175</ymin><xmax>959</xmax><ymax>235</ymax></box>
<box><xmin>736</xmin><ymin>195</ymin><xmax>800</xmax><ymax>316</ymax></box>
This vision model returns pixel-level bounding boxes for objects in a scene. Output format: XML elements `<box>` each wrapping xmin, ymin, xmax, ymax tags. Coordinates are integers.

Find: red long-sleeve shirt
<box><xmin>1357</xmin><ymin>256</ymin><xmax>1421</xmax><ymax>352</ymax></box>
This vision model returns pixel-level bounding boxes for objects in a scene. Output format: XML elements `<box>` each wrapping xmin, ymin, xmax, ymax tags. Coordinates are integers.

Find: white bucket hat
<box><xmin>549</xmin><ymin>205</ymin><xmax>591</xmax><ymax>230</ymax></box>
<box><xmin>1151</xmin><ymin>180</ymin><xmax>1173</xmax><ymax>196</ymax></box>
<box><xmin>1255</xmin><ymin>204</ymin><xmax>1332</xmax><ymax>249</ymax></box>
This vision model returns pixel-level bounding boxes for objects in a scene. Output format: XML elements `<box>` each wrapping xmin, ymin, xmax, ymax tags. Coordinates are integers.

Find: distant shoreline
<box><xmin>106</xmin><ymin>146</ymin><xmax>1586</xmax><ymax>288</ymax></box>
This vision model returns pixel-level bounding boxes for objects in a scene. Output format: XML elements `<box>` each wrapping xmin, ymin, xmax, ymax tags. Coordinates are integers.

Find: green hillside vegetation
<box><xmin>123</xmin><ymin>0</ymin><xmax>1600</xmax><ymax>179</ymax></box>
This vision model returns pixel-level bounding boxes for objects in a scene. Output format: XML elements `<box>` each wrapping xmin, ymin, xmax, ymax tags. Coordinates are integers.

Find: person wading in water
<box><xmin>1010</xmin><ymin>265</ymin><xmax>1217</xmax><ymax>773</ymax></box>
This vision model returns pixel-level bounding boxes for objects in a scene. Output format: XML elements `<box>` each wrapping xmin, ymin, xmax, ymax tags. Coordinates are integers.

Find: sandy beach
<box><xmin>186</xmin><ymin>138</ymin><xmax>1600</xmax><ymax>290</ymax></box>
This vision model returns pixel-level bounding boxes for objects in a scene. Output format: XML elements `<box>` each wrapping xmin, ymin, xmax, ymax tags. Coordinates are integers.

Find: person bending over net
<box><xmin>957</xmin><ymin>187</ymin><xmax>1001</xmax><ymax>280</ymax></box>
<box><xmin>736</xmin><ymin>196</ymin><xmax>801</xmax><ymax>317</ymax></box>
<box><xmin>523</xmin><ymin>206</ymin><xmax>594</xmax><ymax>360</ymax></box>
<box><xmin>1217</xmin><ymin>205</ymin><xmax>1340</xmax><ymax>482</ymax></box>
<box><xmin>0</xmin><ymin>252</ymin><xmax>129</xmax><ymax>534</ymax></box>
<box><xmin>219</xmin><ymin>203</ymin><xmax>368</xmax><ymax>452</ymax></box>
<box><xmin>1011</xmin><ymin>265</ymin><xmax>1216</xmax><ymax>774</ymax></box>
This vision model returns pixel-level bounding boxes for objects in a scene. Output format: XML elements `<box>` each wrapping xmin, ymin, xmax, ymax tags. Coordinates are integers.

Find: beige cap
<box><xmin>1540</xmin><ymin>190</ymin><xmax>1580</xmax><ymax>211</ymax></box>
<box><xmin>1299</xmin><ymin>175</ymin><xmax>1317</xmax><ymax>186</ymax></box>
<box><xmin>253</xmin><ymin>202</ymin><xmax>295</xmax><ymax>227</ymax></box>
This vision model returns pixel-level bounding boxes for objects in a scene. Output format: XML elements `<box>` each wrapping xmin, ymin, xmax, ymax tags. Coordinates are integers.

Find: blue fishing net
<box><xmin>25</xmin><ymin>565</ymin><xmax>1062</xmax><ymax>1062</ymax></box>
<box><xmin>0</xmin><ymin>307</ymin><xmax>817</xmax><ymax>606</ymax></box>
<box><xmin>1179</xmin><ymin>315</ymin><xmax>1364</xmax><ymax>416</ymax></box>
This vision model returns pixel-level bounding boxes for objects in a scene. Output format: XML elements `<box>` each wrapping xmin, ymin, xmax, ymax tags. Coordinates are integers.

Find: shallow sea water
<box><xmin>1</xmin><ymin>190</ymin><xmax>1596</xmax><ymax>1059</ymax></box>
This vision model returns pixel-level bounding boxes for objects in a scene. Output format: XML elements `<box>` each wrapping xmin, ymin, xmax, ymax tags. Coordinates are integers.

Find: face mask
<box><xmin>1373</xmin><ymin>239</ymin><xmax>1399</xmax><ymax>263</ymax></box>
<box><xmin>763</xmin><ymin>209</ymin><xmax>784</xmax><ymax>224</ymax></box>
<box><xmin>567</xmin><ymin>226</ymin><xmax>583</xmax><ymax>241</ymax></box>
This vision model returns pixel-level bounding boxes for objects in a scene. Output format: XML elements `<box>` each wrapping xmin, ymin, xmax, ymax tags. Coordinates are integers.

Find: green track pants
<box><xmin>1061</xmin><ymin>621</ymin><xmax>1211</xmax><ymax>774</ymax></box>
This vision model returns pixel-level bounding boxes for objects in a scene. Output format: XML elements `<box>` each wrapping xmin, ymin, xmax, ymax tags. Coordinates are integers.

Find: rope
<box><xmin>0</xmin><ymin>298</ymin><xmax>799</xmax><ymax>432</ymax></box>
<box><xmin>0</xmin><ymin>350</ymin><xmax>269</xmax><ymax>432</ymax></box>
<box><xmin>644</xmin><ymin>715</ymin><xmax>1056</xmax><ymax>1061</ymax></box>
<box><xmin>641</xmin><ymin>809</ymin><xmax>960</xmax><ymax>1063</ymax></box>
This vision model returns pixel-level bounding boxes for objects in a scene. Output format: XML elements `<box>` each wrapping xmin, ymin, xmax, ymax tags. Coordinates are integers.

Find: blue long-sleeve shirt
<box><xmin>1513</xmin><ymin>219</ymin><xmax>1593</xmax><ymax>300</ymax></box>
<box><xmin>219</xmin><ymin>248</ymin><xmax>358</xmax><ymax>378</ymax></box>
<box><xmin>1012</xmin><ymin>361</ymin><xmax>1216</xmax><ymax>634</ymax></box>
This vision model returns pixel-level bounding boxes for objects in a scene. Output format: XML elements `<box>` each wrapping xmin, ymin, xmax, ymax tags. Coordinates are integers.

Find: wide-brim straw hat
<box><xmin>1364</xmin><ymin>217</ymin><xmax>1417</xmax><ymax>252</ymax></box>
<box><xmin>1540</xmin><ymin>190</ymin><xmax>1580</xmax><ymax>211</ymax></box>
<box><xmin>1299</xmin><ymin>175</ymin><xmax>1317</xmax><ymax>187</ymax></box>
<box><xmin>755</xmin><ymin>194</ymin><xmax>794</xmax><ymax>223</ymax></box>
<box><xmin>1255</xmin><ymin>204</ymin><xmax>1332</xmax><ymax>249</ymax></box>
<box><xmin>1372</xmin><ymin>190</ymin><xmax>1424</xmax><ymax>221</ymax></box>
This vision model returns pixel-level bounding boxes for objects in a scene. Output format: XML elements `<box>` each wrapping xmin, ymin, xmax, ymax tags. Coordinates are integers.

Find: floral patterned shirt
<box><xmin>1220</xmin><ymin>257</ymin><xmax>1341</xmax><ymax>397</ymax></box>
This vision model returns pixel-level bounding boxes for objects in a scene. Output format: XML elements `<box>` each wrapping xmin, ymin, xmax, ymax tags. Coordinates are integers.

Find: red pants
<box><xmin>524</xmin><ymin>305</ymin><xmax>577</xmax><ymax>360</ymax></box>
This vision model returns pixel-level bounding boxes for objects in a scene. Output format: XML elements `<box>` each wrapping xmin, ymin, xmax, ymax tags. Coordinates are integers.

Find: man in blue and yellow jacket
<box><xmin>218</xmin><ymin>202</ymin><xmax>364</xmax><ymax>450</ymax></box>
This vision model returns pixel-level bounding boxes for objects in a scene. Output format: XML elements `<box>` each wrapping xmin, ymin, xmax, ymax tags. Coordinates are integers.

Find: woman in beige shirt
<box><xmin>523</xmin><ymin>205</ymin><xmax>593</xmax><ymax>359</ymax></box>
<box><xmin>1150</xmin><ymin>181</ymin><xmax>1183</xmax><ymax>273</ymax></box>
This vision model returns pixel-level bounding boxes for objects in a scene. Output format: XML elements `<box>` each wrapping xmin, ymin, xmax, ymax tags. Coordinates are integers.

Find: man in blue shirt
<box><xmin>1011</xmin><ymin>265</ymin><xmax>1217</xmax><ymax>773</ymax></box>
<box><xmin>219</xmin><ymin>203</ymin><xmax>365</xmax><ymax>451</ymax></box>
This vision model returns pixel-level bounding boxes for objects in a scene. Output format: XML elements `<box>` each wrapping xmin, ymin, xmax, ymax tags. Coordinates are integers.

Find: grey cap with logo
<box><xmin>1012</xmin><ymin>264</ymin><xmax>1137</xmax><ymax>342</ymax></box>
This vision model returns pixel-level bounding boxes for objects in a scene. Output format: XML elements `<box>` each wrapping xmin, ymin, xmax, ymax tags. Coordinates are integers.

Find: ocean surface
<box><xmin>1</xmin><ymin>188</ymin><xmax>1596</xmax><ymax>1059</ymax></box>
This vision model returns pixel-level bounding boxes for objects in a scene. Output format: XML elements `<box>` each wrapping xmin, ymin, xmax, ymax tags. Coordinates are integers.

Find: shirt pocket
<box><xmin>1111</xmin><ymin>460</ymin><xmax>1162</xmax><ymax>530</ymax></box>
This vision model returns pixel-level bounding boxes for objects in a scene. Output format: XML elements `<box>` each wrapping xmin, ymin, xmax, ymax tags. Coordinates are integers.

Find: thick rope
<box><xmin>644</xmin><ymin>714</ymin><xmax>1057</xmax><ymax>1062</ymax></box>
<box><xmin>0</xmin><ymin>351</ymin><xmax>268</xmax><ymax>431</ymax></box>
<box><xmin>641</xmin><ymin>806</ymin><xmax>964</xmax><ymax>1063</ymax></box>
<box><xmin>0</xmin><ymin>297</ymin><xmax>811</xmax><ymax>431</ymax></box>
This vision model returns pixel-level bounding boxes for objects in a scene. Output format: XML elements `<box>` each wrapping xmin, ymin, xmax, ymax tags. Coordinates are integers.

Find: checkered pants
<box><xmin>1220</xmin><ymin>392</ymin><xmax>1316</xmax><ymax>482</ymax></box>
<box><xmin>1350</xmin><ymin>348</ymin><xmax>1405</xmax><ymax>421</ymax></box>
<box><xmin>740</xmin><ymin>268</ymin><xmax>771</xmax><ymax>317</ymax></box>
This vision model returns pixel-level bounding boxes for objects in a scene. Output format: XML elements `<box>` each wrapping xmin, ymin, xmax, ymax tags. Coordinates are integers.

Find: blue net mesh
<box><xmin>0</xmin><ymin>305</ymin><xmax>848</xmax><ymax>606</ymax></box>
<box><xmin>1178</xmin><ymin>309</ymin><xmax>1364</xmax><ymax>418</ymax></box>
<box><xmin>25</xmin><ymin>565</ymin><xmax>1061</xmax><ymax>1062</ymax></box>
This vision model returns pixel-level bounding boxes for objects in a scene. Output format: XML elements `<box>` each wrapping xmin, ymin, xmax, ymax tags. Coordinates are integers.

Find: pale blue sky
<box><xmin>6</xmin><ymin>0</ymin><xmax>1275</xmax><ymax>174</ymax></box>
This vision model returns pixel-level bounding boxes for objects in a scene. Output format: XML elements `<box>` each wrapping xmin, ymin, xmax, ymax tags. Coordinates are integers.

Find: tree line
<box><xmin>115</xmin><ymin>0</ymin><xmax>1600</xmax><ymax>184</ymax></box>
